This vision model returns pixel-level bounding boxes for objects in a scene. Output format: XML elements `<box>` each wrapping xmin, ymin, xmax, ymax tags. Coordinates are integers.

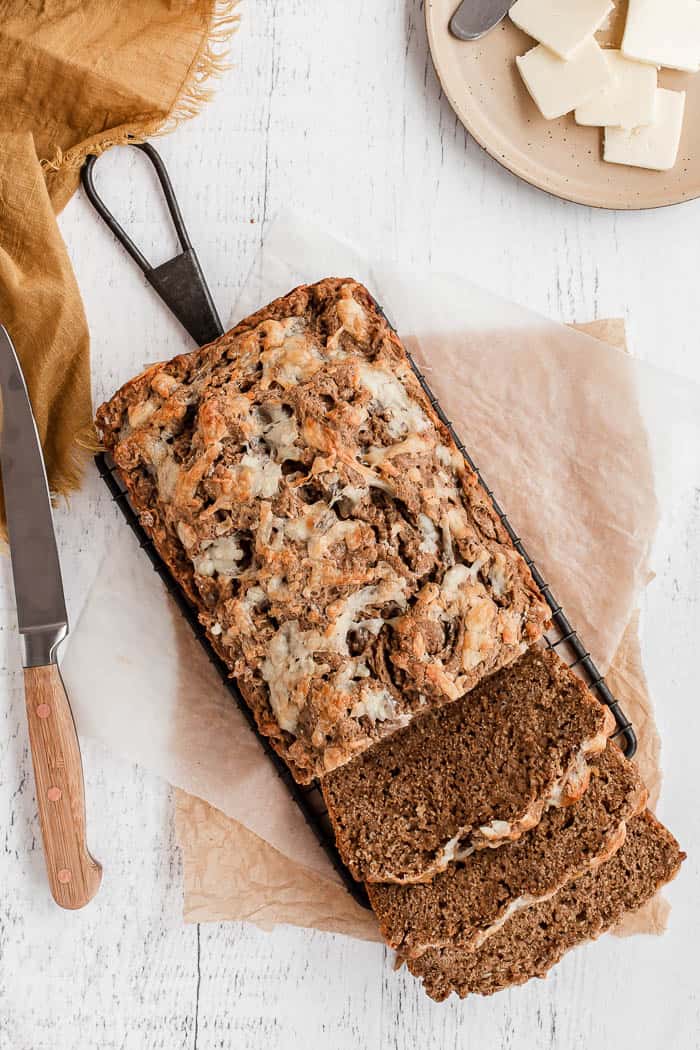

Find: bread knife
<box><xmin>0</xmin><ymin>325</ymin><xmax>102</xmax><ymax>909</ymax></box>
<box><xmin>449</xmin><ymin>0</ymin><xmax>515</xmax><ymax>40</ymax></box>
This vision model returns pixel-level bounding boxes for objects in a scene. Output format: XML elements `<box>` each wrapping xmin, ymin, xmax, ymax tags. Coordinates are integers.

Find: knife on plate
<box><xmin>450</xmin><ymin>0</ymin><xmax>515</xmax><ymax>40</ymax></box>
<box><xmin>0</xmin><ymin>325</ymin><xmax>101</xmax><ymax>909</ymax></box>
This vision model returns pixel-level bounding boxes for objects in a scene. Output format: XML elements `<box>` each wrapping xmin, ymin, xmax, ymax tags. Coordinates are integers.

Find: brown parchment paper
<box><xmin>174</xmin><ymin>319</ymin><xmax>667</xmax><ymax>940</ymax></box>
<box><xmin>175</xmin><ymin>791</ymin><xmax>382</xmax><ymax>941</ymax></box>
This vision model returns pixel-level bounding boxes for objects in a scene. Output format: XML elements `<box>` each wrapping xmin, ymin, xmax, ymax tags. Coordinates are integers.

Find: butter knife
<box><xmin>450</xmin><ymin>0</ymin><xmax>515</xmax><ymax>40</ymax></box>
<box><xmin>0</xmin><ymin>325</ymin><xmax>101</xmax><ymax>909</ymax></box>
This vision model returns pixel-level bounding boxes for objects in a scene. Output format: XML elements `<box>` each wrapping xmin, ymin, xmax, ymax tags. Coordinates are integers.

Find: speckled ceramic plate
<box><xmin>425</xmin><ymin>0</ymin><xmax>700</xmax><ymax>209</ymax></box>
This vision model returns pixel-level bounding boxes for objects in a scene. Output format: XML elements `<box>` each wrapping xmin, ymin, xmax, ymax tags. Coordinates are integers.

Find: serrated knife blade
<box><xmin>0</xmin><ymin>324</ymin><xmax>101</xmax><ymax>909</ymax></box>
<box><xmin>0</xmin><ymin>325</ymin><xmax>68</xmax><ymax>665</ymax></box>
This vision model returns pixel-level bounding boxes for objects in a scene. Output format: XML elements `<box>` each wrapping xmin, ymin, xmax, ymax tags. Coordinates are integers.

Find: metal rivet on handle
<box><xmin>47</xmin><ymin>787</ymin><xmax>62</xmax><ymax>802</ymax></box>
<box><xmin>37</xmin><ymin>704</ymin><xmax>51</xmax><ymax>719</ymax></box>
<box><xmin>57</xmin><ymin>869</ymin><xmax>72</xmax><ymax>884</ymax></box>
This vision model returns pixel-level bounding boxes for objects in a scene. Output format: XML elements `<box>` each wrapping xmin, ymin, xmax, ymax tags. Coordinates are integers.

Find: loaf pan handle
<box><xmin>81</xmin><ymin>142</ymin><xmax>224</xmax><ymax>348</ymax></box>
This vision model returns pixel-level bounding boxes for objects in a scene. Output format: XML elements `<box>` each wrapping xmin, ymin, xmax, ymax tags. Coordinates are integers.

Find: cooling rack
<box><xmin>86</xmin><ymin>143</ymin><xmax>635</xmax><ymax>912</ymax></box>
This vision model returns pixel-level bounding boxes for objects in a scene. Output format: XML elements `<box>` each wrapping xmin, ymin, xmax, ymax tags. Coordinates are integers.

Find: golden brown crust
<box><xmin>96</xmin><ymin>278</ymin><xmax>550</xmax><ymax>783</ymax></box>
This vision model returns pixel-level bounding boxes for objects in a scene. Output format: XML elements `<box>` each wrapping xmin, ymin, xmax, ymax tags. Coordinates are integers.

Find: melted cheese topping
<box><xmin>418</xmin><ymin>514</ymin><xmax>439</xmax><ymax>556</ymax></box>
<box><xmin>157</xmin><ymin>457</ymin><xmax>180</xmax><ymax>501</ymax></box>
<box><xmin>239</xmin><ymin>450</ymin><xmax>282</xmax><ymax>499</ymax></box>
<box><xmin>435</xmin><ymin>444</ymin><xmax>464</xmax><ymax>472</ymax></box>
<box><xmin>194</xmin><ymin>535</ymin><xmax>246</xmax><ymax>578</ymax></box>
<box><xmin>284</xmin><ymin>502</ymin><xmax>330</xmax><ymax>542</ymax></box>
<box><xmin>261</xmin><ymin>621</ymin><xmax>325</xmax><ymax>733</ymax></box>
<box><xmin>260</xmin><ymin>571</ymin><xmax>407</xmax><ymax>732</ymax></box>
<box><xmin>363</xmin><ymin>434</ymin><xmax>430</xmax><ymax>467</ymax></box>
<box><xmin>260</xmin><ymin>319</ymin><xmax>323</xmax><ymax>388</ymax></box>
<box><xmin>326</xmin><ymin>294</ymin><xmax>369</xmax><ymax>353</ymax></box>
<box><xmin>336</xmin><ymin>295</ymin><xmax>368</xmax><ymax>339</ymax></box>
<box><xmin>148</xmin><ymin>438</ymin><xmax>180</xmax><ymax>500</ymax></box>
<box><xmin>489</xmin><ymin>551</ymin><xmax>509</xmax><ymax>597</ymax></box>
<box><xmin>440</xmin><ymin>553</ymin><xmax>489</xmax><ymax>606</ymax></box>
<box><xmin>326</xmin><ymin>575</ymin><xmax>407</xmax><ymax>648</ymax></box>
<box><xmin>477</xmin><ymin>818</ymin><xmax>513</xmax><ymax>842</ymax></box>
<box><xmin>462</xmin><ymin>597</ymin><xmax>498</xmax><ymax>671</ymax></box>
<box><xmin>242</xmin><ymin>586</ymin><xmax>266</xmax><ymax>613</ymax></box>
<box><xmin>357</xmin><ymin>363</ymin><xmax>430</xmax><ymax>439</ymax></box>
<box><xmin>257</xmin><ymin>403</ymin><xmax>299</xmax><ymax>461</ymax></box>
<box><xmin>331</xmin><ymin>483</ymin><xmax>366</xmax><ymax>509</ymax></box>
<box><xmin>283</xmin><ymin>503</ymin><xmax>365</xmax><ymax>560</ymax></box>
<box><xmin>128</xmin><ymin>399</ymin><xmax>157</xmax><ymax>428</ymax></box>
<box><xmin>307</xmin><ymin>519</ymin><xmax>363</xmax><ymax>560</ymax></box>
<box><xmin>350</xmin><ymin>687</ymin><xmax>397</xmax><ymax>723</ymax></box>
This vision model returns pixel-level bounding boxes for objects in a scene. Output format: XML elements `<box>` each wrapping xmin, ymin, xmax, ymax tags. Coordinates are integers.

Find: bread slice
<box><xmin>368</xmin><ymin>742</ymin><xmax>646</xmax><ymax>956</ymax></box>
<box><xmin>322</xmin><ymin>647</ymin><xmax>615</xmax><ymax>884</ymax></box>
<box><xmin>408</xmin><ymin>810</ymin><xmax>685</xmax><ymax>1001</ymax></box>
<box><xmin>96</xmin><ymin>279</ymin><xmax>550</xmax><ymax>784</ymax></box>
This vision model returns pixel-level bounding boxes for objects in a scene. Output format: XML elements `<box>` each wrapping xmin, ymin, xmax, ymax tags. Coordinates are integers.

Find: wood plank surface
<box><xmin>1</xmin><ymin>2</ymin><xmax>698</xmax><ymax>1047</ymax></box>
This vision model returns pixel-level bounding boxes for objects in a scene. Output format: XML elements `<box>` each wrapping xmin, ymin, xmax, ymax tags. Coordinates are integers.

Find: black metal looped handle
<box><xmin>81</xmin><ymin>143</ymin><xmax>224</xmax><ymax>349</ymax></box>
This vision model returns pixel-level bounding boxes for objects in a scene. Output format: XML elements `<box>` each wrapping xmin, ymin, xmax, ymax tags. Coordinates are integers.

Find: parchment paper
<box><xmin>62</xmin><ymin>215</ymin><xmax>700</xmax><ymax>937</ymax></box>
<box><xmin>171</xmin><ymin>320</ymin><xmax>665</xmax><ymax>939</ymax></box>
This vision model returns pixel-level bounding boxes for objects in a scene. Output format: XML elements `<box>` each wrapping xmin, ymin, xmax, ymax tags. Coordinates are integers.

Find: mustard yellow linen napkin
<box><xmin>0</xmin><ymin>0</ymin><xmax>240</xmax><ymax>212</ymax></box>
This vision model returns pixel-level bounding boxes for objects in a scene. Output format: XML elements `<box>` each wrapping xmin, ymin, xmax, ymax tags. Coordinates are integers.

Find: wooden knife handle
<box><xmin>23</xmin><ymin>664</ymin><xmax>102</xmax><ymax>909</ymax></box>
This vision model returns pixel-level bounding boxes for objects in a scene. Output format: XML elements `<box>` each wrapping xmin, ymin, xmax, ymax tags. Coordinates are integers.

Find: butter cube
<box><xmin>622</xmin><ymin>0</ymin><xmax>700</xmax><ymax>74</ymax></box>
<box><xmin>576</xmin><ymin>50</ymin><xmax>658</xmax><ymax>129</ymax></box>
<box><xmin>510</xmin><ymin>0</ymin><xmax>614</xmax><ymax>60</ymax></box>
<box><xmin>516</xmin><ymin>38</ymin><xmax>612</xmax><ymax>121</ymax></box>
<box><xmin>604</xmin><ymin>88</ymin><xmax>686</xmax><ymax>171</ymax></box>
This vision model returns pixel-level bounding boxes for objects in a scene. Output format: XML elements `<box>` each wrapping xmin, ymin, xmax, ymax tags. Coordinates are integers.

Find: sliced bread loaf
<box><xmin>408</xmin><ymin>810</ymin><xmax>685</xmax><ymax>1001</ymax></box>
<box><xmin>322</xmin><ymin>647</ymin><xmax>615</xmax><ymax>884</ymax></box>
<box><xmin>96</xmin><ymin>278</ymin><xmax>550</xmax><ymax>784</ymax></box>
<box><xmin>368</xmin><ymin>741</ymin><xmax>647</xmax><ymax>956</ymax></box>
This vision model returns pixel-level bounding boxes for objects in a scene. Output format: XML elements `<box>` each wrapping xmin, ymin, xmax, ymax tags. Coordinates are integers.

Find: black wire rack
<box><xmin>95</xmin><ymin>342</ymin><xmax>635</xmax><ymax>909</ymax></box>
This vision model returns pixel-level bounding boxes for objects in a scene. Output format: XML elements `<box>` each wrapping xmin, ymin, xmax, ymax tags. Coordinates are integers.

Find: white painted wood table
<box><xmin>1</xmin><ymin>3</ymin><xmax>699</xmax><ymax>1048</ymax></box>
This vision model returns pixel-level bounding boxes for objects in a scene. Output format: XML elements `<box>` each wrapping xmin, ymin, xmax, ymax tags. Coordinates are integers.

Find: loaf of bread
<box><xmin>322</xmin><ymin>648</ymin><xmax>616</xmax><ymax>884</ymax></box>
<box><xmin>96</xmin><ymin>278</ymin><xmax>550</xmax><ymax>783</ymax></box>
<box><xmin>367</xmin><ymin>741</ymin><xmax>647</xmax><ymax>956</ymax></box>
<box><xmin>408</xmin><ymin>810</ymin><xmax>685</xmax><ymax>1001</ymax></box>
